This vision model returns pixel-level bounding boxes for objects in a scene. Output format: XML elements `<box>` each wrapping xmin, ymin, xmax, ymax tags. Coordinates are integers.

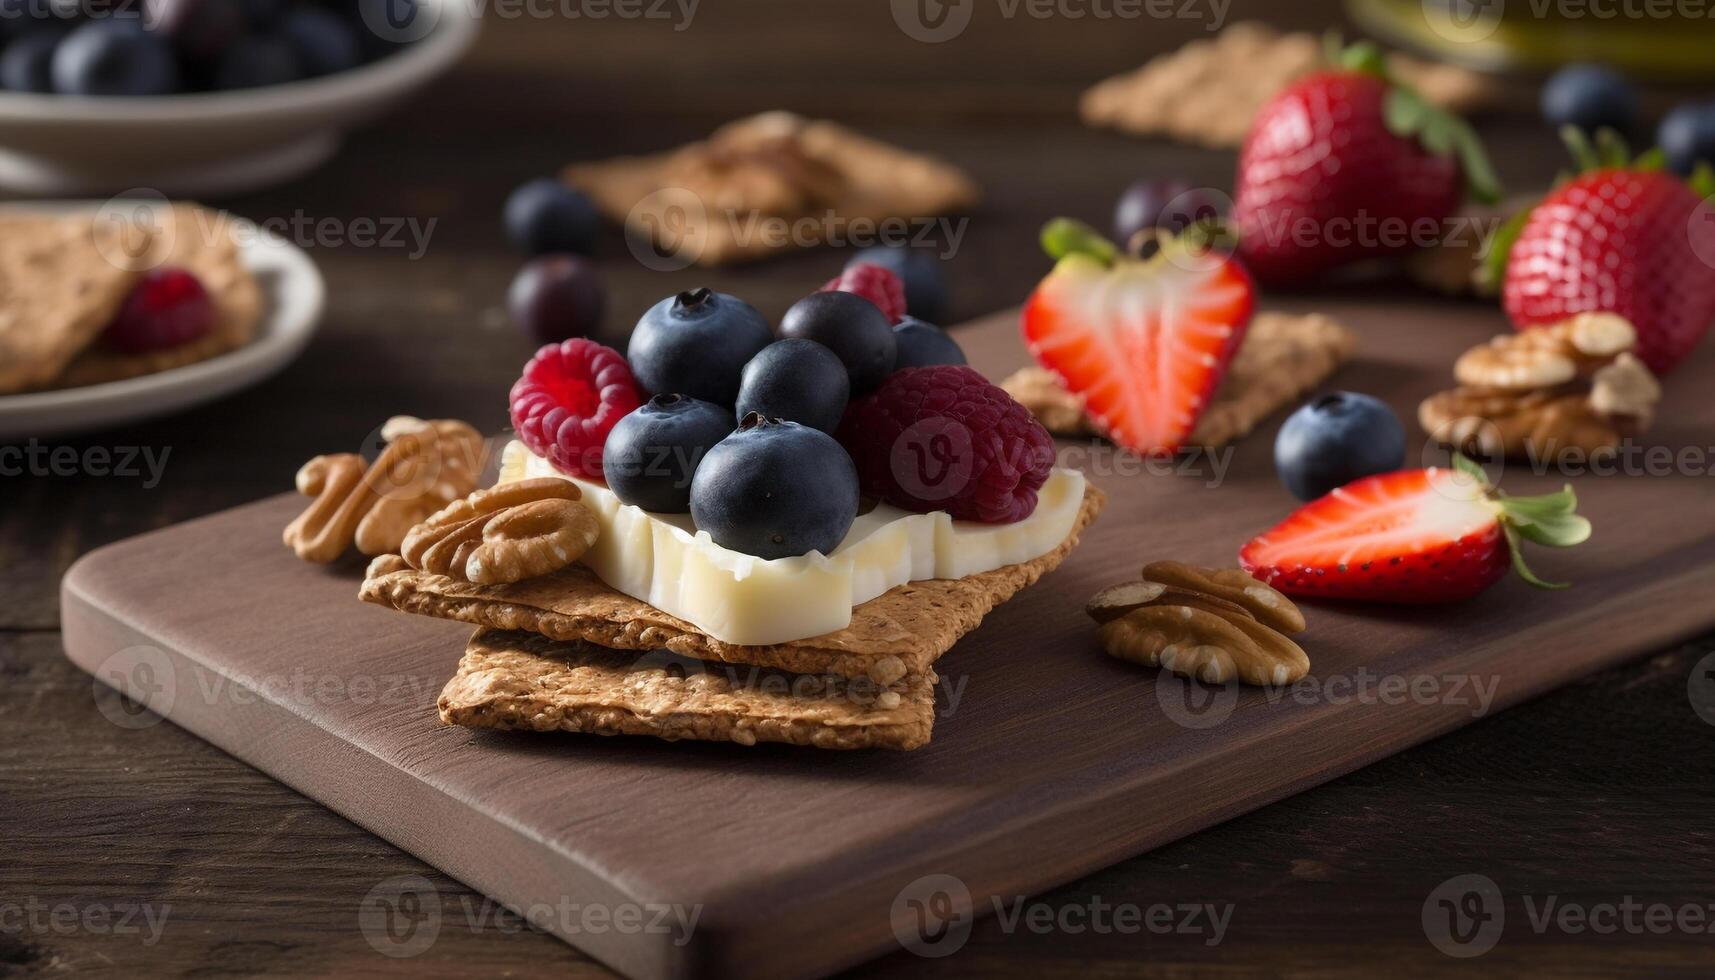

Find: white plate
<box><xmin>0</xmin><ymin>0</ymin><xmax>479</xmax><ymax>196</ymax></box>
<box><xmin>0</xmin><ymin>205</ymin><xmax>325</xmax><ymax>442</ymax></box>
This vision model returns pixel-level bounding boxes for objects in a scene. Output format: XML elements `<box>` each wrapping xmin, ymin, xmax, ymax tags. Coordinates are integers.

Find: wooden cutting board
<box><xmin>61</xmin><ymin>300</ymin><xmax>1715</xmax><ymax>980</ymax></box>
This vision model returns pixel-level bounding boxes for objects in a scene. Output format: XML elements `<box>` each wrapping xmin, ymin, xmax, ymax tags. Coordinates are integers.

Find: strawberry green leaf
<box><xmin>1450</xmin><ymin>451</ymin><xmax>1491</xmax><ymax>486</ymax></box>
<box><xmin>1691</xmin><ymin>161</ymin><xmax>1715</xmax><ymax>201</ymax></box>
<box><xmin>1510</xmin><ymin>510</ymin><xmax>1594</xmax><ymax>549</ymax></box>
<box><xmin>1041</xmin><ymin>219</ymin><xmax>1116</xmax><ymax>266</ymax></box>
<box><xmin>1477</xmin><ymin>201</ymin><xmax>1534</xmax><ymax>293</ymax></box>
<box><xmin>1635</xmin><ymin>148</ymin><xmax>1667</xmax><ymax>171</ymax></box>
<box><xmin>1594</xmin><ymin>128</ymin><xmax>1631</xmax><ymax>169</ymax></box>
<box><xmin>1561</xmin><ymin>126</ymin><xmax>1602</xmax><ymax>172</ymax></box>
<box><xmin>1499</xmin><ymin>484</ymin><xmax>1579</xmax><ymax>520</ymax></box>
<box><xmin>1384</xmin><ymin>87</ymin><xmax>1501</xmax><ymax>204</ymax></box>
<box><xmin>1336</xmin><ymin>38</ymin><xmax>1389</xmax><ymax>77</ymax></box>
<box><xmin>1504</xmin><ymin>525</ymin><xmax>1572</xmax><ymax>590</ymax></box>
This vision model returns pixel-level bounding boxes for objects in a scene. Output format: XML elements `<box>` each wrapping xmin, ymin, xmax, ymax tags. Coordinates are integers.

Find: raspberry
<box><xmin>510</xmin><ymin>339</ymin><xmax>642</xmax><ymax>479</ymax></box>
<box><xmin>822</xmin><ymin>262</ymin><xmax>906</xmax><ymax>324</ymax></box>
<box><xmin>102</xmin><ymin>267</ymin><xmax>215</xmax><ymax>354</ymax></box>
<box><xmin>837</xmin><ymin>365</ymin><xmax>1055</xmax><ymax>523</ymax></box>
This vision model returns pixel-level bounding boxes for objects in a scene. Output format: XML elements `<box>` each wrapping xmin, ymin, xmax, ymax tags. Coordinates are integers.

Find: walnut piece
<box><xmin>401</xmin><ymin>477</ymin><xmax>600</xmax><ymax>585</ymax></box>
<box><xmin>1089</xmin><ymin>562</ymin><xmax>1309</xmax><ymax>686</ymax></box>
<box><xmin>1424</xmin><ymin>314</ymin><xmax>1660</xmax><ymax>463</ymax></box>
<box><xmin>283</xmin><ymin>417</ymin><xmax>484</xmax><ymax>563</ymax></box>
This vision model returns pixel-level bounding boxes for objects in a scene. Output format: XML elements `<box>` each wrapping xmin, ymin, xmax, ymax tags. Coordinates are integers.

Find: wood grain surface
<box><xmin>57</xmin><ymin>302</ymin><xmax>1715</xmax><ymax>978</ymax></box>
<box><xmin>7</xmin><ymin>0</ymin><xmax>1715</xmax><ymax>977</ymax></box>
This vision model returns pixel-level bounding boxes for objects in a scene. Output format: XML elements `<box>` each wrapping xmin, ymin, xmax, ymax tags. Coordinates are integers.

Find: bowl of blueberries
<box><xmin>0</xmin><ymin>0</ymin><xmax>478</xmax><ymax>194</ymax></box>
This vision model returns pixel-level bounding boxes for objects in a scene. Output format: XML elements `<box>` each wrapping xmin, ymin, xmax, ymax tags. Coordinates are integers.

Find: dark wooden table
<box><xmin>5</xmin><ymin>1</ymin><xmax>1714</xmax><ymax>976</ymax></box>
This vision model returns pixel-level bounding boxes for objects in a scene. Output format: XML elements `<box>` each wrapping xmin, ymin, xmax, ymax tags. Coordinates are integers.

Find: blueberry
<box><xmin>281</xmin><ymin>7</ymin><xmax>358</xmax><ymax>76</ymax></box>
<box><xmin>735</xmin><ymin>339</ymin><xmax>849</xmax><ymax>435</ymax></box>
<box><xmin>1657</xmin><ymin>103</ymin><xmax>1715</xmax><ymax>176</ymax></box>
<box><xmin>628</xmin><ymin>287</ymin><xmax>772</xmax><ymax>406</ymax></box>
<box><xmin>890</xmin><ymin>317</ymin><xmax>965</xmax><ymax>370</ymax></box>
<box><xmin>1112</xmin><ymin>178</ymin><xmax>1225</xmax><ymax>247</ymax></box>
<box><xmin>1541</xmin><ymin>64</ymin><xmax>1636</xmax><ymax>139</ymax></box>
<box><xmin>0</xmin><ymin>27</ymin><xmax>63</xmax><ymax>92</ymax></box>
<box><xmin>504</xmin><ymin>178</ymin><xmax>599</xmax><ymax>257</ymax></box>
<box><xmin>507</xmin><ymin>254</ymin><xmax>611</xmax><ymax>347</ymax></box>
<box><xmin>779</xmin><ymin>290</ymin><xmax>896</xmax><ymax>393</ymax></box>
<box><xmin>603</xmin><ymin>394</ymin><xmax>735</xmax><ymax>514</ymax></box>
<box><xmin>51</xmin><ymin>19</ymin><xmax>179</xmax><ymax>96</ymax></box>
<box><xmin>848</xmin><ymin>245</ymin><xmax>945</xmax><ymax>323</ymax></box>
<box><xmin>212</xmin><ymin>33</ymin><xmax>301</xmax><ymax>89</ymax></box>
<box><xmin>1274</xmin><ymin>391</ymin><xmax>1406</xmax><ymax>501</ymax></box>
<box><xmin>690</xmin><ymin>414</ymin><xmax>859</xmax><ymax>559</ymax></box>
<box><xmin>149</xmin><ymin>0</ymin><xmax>243</xmax><ymax>63</ymax></box>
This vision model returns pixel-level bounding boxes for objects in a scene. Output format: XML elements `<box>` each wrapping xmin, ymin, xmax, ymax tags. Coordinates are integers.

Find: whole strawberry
<box><xmin>1499</xmin><ymin>130</ymin><xmax>1715</xmax><ymax>375</ymax></box>
<box><xmin>1232</xmin><ymin>41</ymin><xmax>1499</xmax><ymax>286</ymax></box>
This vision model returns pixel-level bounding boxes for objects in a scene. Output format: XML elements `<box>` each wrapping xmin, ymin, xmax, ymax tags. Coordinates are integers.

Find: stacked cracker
<box><xmin>0</xmin><ymin>204</ymin><xmax>262</xmax><ymax>394</ymax></box>
<box><xmin>340</xmin><ymin>452</ymin><xmax>1105</xmax><ymax>751</ymax></box>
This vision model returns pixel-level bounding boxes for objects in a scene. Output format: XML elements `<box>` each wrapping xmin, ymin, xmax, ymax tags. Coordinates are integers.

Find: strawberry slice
<box><xmin>1022</xmin><ymin>219</ymin><xmax>1254</xmax><ymax>455</ymax></box>
<box><xmin>1239</xmin><ymin>455</ymin><xmax>1591</xmax><ymax>604</ymax></box>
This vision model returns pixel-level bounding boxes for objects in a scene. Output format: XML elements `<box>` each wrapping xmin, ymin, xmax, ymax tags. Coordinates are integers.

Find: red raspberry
<box><xmin>510</xmin><ymin>339</ymin><xmax>642</xmax><ymax>479</ymax></box>
<box><xmin>103</xmin><ymin>267</ymin><xmax>215</xmax><ymax>354</ymax></box>
<box><xmin>837</xmin><ymin>365</ymin><xmax>1055</xmax><ymax>523</ymax></box>
<box><xmin>822</xmin><ymin>262</ymin><xmax>906</xmax><ymax>324</ymax></box>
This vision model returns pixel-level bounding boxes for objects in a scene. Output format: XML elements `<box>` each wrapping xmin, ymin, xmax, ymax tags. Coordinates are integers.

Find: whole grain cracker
<box><xmin>441</xmin><ymin>628</ymin><xmax>937</xmax><ymax>751</ymax></box>
<box><xmin>364</xmin><ymin>484</ymin><xmax>1105</xmax><ymax>683</ymax></box>
<box><xmin>1002</xmin><ymin>311</ymin><xmax>1357</xmax><ymax>449</ymax></box>
<box><xmin>1080</xmin><ymin>22</ymin><xmax>1495</xmax><ymax>149</ymax></box>
<box><xmin>0</xmin><ymin>214</ymin><xmax>148</xmax><ymax>394</ymax></box>
<box><xmin>54</xmin><ymin>205</ymin><xmax>263</xmax><ymax>388</ymax></box>
<box><xmin>564</xmin><ymin>111</ymin><xmax>979</xmax><ymax>266</ymax></box>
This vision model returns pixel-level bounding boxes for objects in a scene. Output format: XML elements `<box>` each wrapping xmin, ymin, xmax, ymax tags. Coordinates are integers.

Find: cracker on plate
<box><xmin>0</xmin><ymin>213</ymin><xmax>145</xmax><ymax>394</ymax></box>
<box><xmin>54</xmin><ymin>205</ymin><xmax>263</xmax><ymax>388</ymax></box>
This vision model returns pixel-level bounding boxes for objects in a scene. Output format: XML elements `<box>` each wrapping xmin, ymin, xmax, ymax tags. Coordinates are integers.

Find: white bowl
<box><xmin>0</xmin><ymin>0</ymin><xmax>479</xmax><ymax>196</ymax></box>
<box><xmin>0</xmin><ymin>202</ymin><xmax>326</xmax><ymax>441</ymax></box>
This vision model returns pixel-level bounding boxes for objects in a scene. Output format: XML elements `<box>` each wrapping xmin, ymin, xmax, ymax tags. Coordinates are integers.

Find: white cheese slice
<box><xmin>498</xmin><ymin>440</ymin><xmax>1085</xmax><ymax>646</ymax></box>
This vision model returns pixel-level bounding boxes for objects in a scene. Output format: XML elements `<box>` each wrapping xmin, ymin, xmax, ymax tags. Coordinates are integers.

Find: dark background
<box><xmin>5</xmin><ymin>0</ymin><xmax>1714</xmax><ymax>975</ymax></box>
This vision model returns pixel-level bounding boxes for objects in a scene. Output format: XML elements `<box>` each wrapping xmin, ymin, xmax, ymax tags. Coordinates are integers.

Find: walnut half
<box><xmin>400</xmin><ymin>477</ymin><xmax>600</xmax><ymax>585</ymax></box>
<box><xmin>1088</xmin><ymin>562</ymin><xmax>1309</xmax><ymax>686</ymax></box>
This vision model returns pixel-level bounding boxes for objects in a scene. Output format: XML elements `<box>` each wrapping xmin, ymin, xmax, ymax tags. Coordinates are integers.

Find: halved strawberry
<box><xmin>1021</xmin><ymin>219</ymin><xmax>1254</xmax><ymax>455</ymax></box>
<box><xmin>1239</xmin><ymin>455</ymin><xmax>1591</xmax><ymax>604</ymax></box>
